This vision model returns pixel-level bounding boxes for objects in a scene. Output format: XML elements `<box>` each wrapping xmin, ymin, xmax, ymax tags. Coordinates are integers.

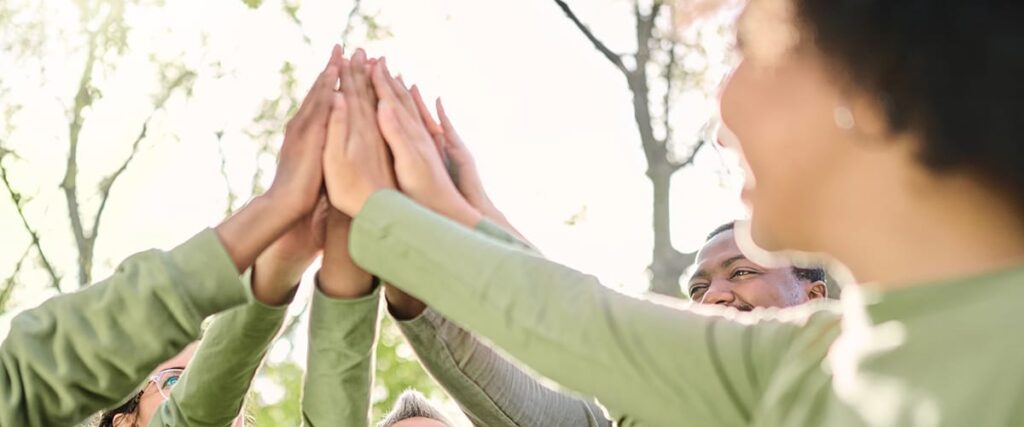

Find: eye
<box><xmin>162</xmin><ymin>375</ymin><xmax>180</xmax><ymax>389</ymax></box>
<box><xmin>689</xmin><ymin>284</ymin><xmax>709</xmax><ymax>299</ymax></box>
<box><xmin>730</xmin><ymin>269</ymin><xmax>758</xmax><ymax>279</ymax></box>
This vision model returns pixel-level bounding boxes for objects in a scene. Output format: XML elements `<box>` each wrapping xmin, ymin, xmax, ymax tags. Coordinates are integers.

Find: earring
<box><xmin>834</xmin><ymin>104</ymin><xmax>856</xmax><ymax>131</ymax></box>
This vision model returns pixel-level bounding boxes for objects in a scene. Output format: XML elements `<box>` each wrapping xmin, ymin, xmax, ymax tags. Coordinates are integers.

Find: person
<box><xmin>96</xmin><ymin>198</ymin><xmax>332</xmax><ymax>427</ymax></box>
<box><xmin>94</xmin><ymin>47</ymin><xmax>387</xmax><ymax>427</ymax></box>
<box><xmin>321</xmin><ymin>0</ymin><xmax>1024</xmax><ymax>424</ymax></box>
<box><xmin>380</xmin><ymin>89</ymin><xmax>832</xmax><ymax>427</ymax></box>
<box><xmin>376</xmin><ymin>390</ymin><xmax>452</xmax><ymax>427</ymax></box>
<box><xmin>0</xmin><ymin>45</ymin><xmax>344</xmax><ymax>427</ymax></box>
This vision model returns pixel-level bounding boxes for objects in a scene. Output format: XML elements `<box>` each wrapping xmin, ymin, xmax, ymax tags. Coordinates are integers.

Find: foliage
<box><xmin>249</xmin><ymin>317</ymin><xmax>455</xmax><ymax>425</ymax></box>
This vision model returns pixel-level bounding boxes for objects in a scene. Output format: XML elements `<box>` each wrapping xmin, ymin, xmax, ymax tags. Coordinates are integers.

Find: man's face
<box><xmin>687</xmin><ymin>229</ymin><xmax>823</xmax><ymax>309</ymax></box>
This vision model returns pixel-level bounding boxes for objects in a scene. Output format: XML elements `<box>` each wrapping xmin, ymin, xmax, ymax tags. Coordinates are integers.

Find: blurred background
<box><xmin>0</xmin><ymin>0</ymin><xmax>743</xmax><ymax>424</ymax></box>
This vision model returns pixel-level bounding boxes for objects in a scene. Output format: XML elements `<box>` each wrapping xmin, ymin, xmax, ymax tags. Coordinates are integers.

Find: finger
<box><xmin>437</xmin><ymin>97</ymin><xmax>467</xmax><ymax>150</ymax></box>
<box><xmin>330</xmin><ymin>44</ymin><xmax>344</xmax><ymax>70</ymax></box>
<box><xmin>409</xmin><ymin>85</ymin><xmax>446</xmax><ymax>159</ymax></box>
<box><xmin>295</xmin><ymin>50</ymin><xmax>342</xmax><ymax>121</ymax></box>
<box><xmin>350</xmin><ymin>49</ymin><xmax>367</xmax><ymax>97</ymax></box>
<box><xmin>390</xmin><ymin>74</ymin><xmax>419</xmax><ymax>117</ymax></box>
<box><xmin>371</xmin><ymin>58</ymin><xmax>398</xmax><ymax>104</ymax></box>
<box><xmin>410</xmin><ymin>85</ymin><xmax>443</xmax><ymax>136</ymax></box>
<box><xmin>326</xmin><ymin>93</ymin><xmax>350</xmax><ymax>153</ymax></box>
<box><xmin>293</xmin><ymin>63</ymin><xmax>339</xmax><ymax>129</ymax></box>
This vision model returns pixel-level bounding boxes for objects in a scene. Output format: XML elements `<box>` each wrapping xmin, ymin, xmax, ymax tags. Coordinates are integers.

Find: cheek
<box><xmin>136</xmin><ymin>392</ymin><xmax>162</xmax><ymax>425</ymax></box>
<box><xmin>736</xmin><ymin>279</ymin><xmax>785</xmax><ymax>306</ymax></box>
<box><xmin>720</xmin><ymin>56</ymin><xmax>842</xmax><ymax>250</ymax></box>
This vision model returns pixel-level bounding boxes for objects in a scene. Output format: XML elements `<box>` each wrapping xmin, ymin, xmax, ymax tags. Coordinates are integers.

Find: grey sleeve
<box><xmin>397</xmin><ymin>308</ymin><xmax>612</xmax><ymax>427</ymax></box>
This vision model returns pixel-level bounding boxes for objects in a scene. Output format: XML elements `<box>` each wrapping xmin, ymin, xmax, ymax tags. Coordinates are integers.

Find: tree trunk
<box><xmin>647</xmin><ymin>162</ymin><xmax>694</xmax><ymax>297</ymax></box>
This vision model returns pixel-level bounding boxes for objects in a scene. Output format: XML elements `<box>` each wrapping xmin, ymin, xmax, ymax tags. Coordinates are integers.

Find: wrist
<box><xmin>317</xmin><ymin>268</ymin><xmax>375</xmax><ymax>299</ymax></box>
<box><xmin>385</xmin><ymin>286</ymin><xmax>426</xmax><ymax>320</ymax></box>
<box><xmin>252</xmin><ymin>256</ymin><xmax>305</xmax><ymax>306</ymax></box>
<box><xmin>260</xmin><ymin>189</ymin><xmax>307</xmax><ymax>225</ymax></box>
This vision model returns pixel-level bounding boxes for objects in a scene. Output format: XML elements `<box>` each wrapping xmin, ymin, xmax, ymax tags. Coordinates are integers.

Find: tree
<box><xmin>552</xmin><ymin>0</ymin><xmax>721</xmax><ymax>297</ymax></box>
<box><xmin>0</xmin><ymin>0</ymin><xmax>196</xmax><ymax>294</ymax></box>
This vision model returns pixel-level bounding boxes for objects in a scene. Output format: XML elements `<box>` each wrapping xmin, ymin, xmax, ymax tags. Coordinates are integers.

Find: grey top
<box><xmin>396</xmin><ymin>219</ymin><xmax>612</xmax><ymax>427</ymax></box>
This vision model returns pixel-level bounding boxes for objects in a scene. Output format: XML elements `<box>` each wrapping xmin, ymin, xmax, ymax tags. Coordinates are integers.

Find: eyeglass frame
<box><xmin>144</xmin><ymin>367</ymin><xmax>185</xmax><ymax>400</ymax></box>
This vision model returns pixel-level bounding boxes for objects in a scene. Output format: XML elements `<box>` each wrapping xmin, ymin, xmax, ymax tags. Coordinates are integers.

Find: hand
<box><xmin>252</xmin><ymin>197</ymin><xmax>330</xmax><ymax>305</ymax></box>
<box><xmin>266</xmin><ymin>45</ymin><xmax>343</xmax><ymax>223</ymax></box>
<box><xmin>319</xmin><ymin>207</ymin><xmax>375</xmax><ymax>299</ymax></box>
<box><xmin>216</xmin><ymin>46</ymin><xmax>341</xmax><ymax>273</ymax></box>
<box><xmin>323</xmin><ymin>49</ymin><xmax>396</xmax><ymax>217</ymax></box>
<box><xmin>370</xmin><ymin>60</ymin><xmax>482</xmax><ymax>227</ymax></box>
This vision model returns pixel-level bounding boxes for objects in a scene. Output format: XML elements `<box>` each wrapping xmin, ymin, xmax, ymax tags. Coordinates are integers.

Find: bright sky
<box><xmin>0</xmin><ymin>0</ymin><xmax>746</xmax><ymax>421</ymax></box>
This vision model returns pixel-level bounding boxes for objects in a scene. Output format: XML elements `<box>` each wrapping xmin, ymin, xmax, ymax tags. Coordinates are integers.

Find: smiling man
<box><xmin>687</xmin><ymin>222</ymin><xmax>830</xmax><ymax>309</ymax></box>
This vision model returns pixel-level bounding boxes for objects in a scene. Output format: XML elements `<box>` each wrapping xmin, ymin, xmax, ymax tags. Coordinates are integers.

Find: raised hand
<box><xmin>267</xmin><ymin>45</ymin><xmax>344</xmax><ymax>223</ymax></box>
<box><xmin>252</xmin><ymin>197</ymin><xmax>331</xmax><ymax>305</ymax></box>
<box><xmin>370</xmin><ymin>60</ymin><xmax>481</xmax><ymax>228</ymax></box>
<box><xmin>408</xmin><ymin>89</ymin><xmax>528</xmax><ymax>241</ymax></box>
<box><xmin>215</xmin><ymin>46</ymin><xmax>342</xmax><ymax>276</ymax></box>
<box><xmin>322</xmin><ymin>49</ymin><xmax>396</xmax><ymax>217</ymax></box>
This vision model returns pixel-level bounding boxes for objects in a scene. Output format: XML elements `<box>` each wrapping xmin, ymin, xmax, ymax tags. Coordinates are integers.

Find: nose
<box><xmin>701</xmin><ymin>286</ymin><xmax>736</xmax><ymax>306</ymax></box>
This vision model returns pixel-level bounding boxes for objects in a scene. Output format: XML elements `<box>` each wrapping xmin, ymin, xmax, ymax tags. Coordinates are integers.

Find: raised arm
<box><xmin>0</xmin><ymin>46</ymin><xmax>343</xmax><ymax>427</ymax></box>
<box><xmin>303</xmin><ymin>49</ymin><xmax>390</xmax><ymax>427</ymax></box>
<box><xmin>319</xmin><ymin>63</ymin><xmax>839</xmax><ymax>426</ymax></box>
<box><xmin>150</xmin><ymin>198</ymin><xmax>332</xmax><ymax>427</ymax></box>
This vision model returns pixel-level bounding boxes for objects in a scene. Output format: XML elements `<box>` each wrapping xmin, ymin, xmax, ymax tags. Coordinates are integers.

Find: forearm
<box><xmin>350</xmin><ymin>190</ymin><xmax>817</xmax><ymax>427</ymax></box>
<box><xmin>301</xmin><ymin>283</ymin><xmax>381</xmax><ymax>427</ymax></box>
<box><xmin>151</xmin><ymin>283</ymin><xmax>288</xmax><ymax>426</ymax></box>
<box><xmin>398</xmin><ymin>309</ymin><xmax>611</xmax><ymax>427</ymax></box>
<box><xmin>0</xmin><ymin>230</ymin><xmax>249</xmax><ymax>427</ymax></box>
<box><xmin>215</xmin><ymin>193</ymin><xmax>298</xmax><ymax>274</ymax></box>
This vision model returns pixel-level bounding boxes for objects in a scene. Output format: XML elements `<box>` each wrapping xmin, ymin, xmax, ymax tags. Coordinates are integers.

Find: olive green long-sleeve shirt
<box><xmin>396</xmin><ymin>219</ymin><xmax>610</xmax><ymax>427</ymax></box>
<box><xmin>149</xmin><ymin>278</ymin><xmax>288</xmax><ymax>427</ymax></box>
<box><xmin>0</xmin><ymin>229</ymin><xmax>249</xmax><ymax>427</ymax></box>
<box><xmin>351</xmin><ymin>190</ymin><xmax>1024</xmax><ymax>427</ymax></box>
<box><xmin>302</xmin><ymin>284</ymin><xmax>382</xmax><ymax>427</ymax></box>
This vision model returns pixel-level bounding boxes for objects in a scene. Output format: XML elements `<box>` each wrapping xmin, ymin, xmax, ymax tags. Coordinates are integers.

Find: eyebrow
<box><xmin>720</xmin><ymin>255</ymin><xmax>748</xmax><ymax>270</ymax></box>
<box><xmin>689</xmin><ymin>254</ymin><xmax>750</xmax><ymax>285</ymax></box>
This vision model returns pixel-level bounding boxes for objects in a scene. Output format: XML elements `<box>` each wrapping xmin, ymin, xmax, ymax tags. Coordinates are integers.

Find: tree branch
<box><xmin>553</xmin><ymin>0</ymin><xmax>630</xmax><ymax>76</ymax></box>
<box><xmin>62</xmin><ymin>5</ymin><xmax>122</xmax><ymax>287</ymax></box>
<box><xmin>340</xmin><ymin>0</ymin><xmax>363</xmax><ymax>48</ymax></box>
<box><xmin>662</xmin><ymin>37</ymin><xmax>677</xmax><ymax>145</ymax></box>
<box><xmin>0</xmin><ymin>245</ymin><xmax>33</xmax><ymax>312</ymax></box>
<box><xmin>91</xmin><ymin>70</ymin><xmax>195</xmax><ymax>245</ymax></box>
<box><xmin>670</xmin><ymin>138</ymin><xmax>707</xmax><ymax>172</ymax></box>
<box><xmin>215</xmin><ymin>131</ymin><xmax>238</xmax><ymax>217</ymax></box>
<box><xmin>0</xmin><ymin>160</ymin><xmax>62</xmax><ymax>292</ymax></box>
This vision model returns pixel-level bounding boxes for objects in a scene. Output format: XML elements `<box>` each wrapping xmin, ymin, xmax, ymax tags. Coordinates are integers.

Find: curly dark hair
<box><xmin>793</xmin><ymin>1</ymin><xmax>1024</xmax><ymax>203</ymax></box>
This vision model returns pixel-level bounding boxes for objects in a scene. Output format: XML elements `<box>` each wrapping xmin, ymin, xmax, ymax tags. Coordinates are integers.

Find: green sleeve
<box><xmin>350</xmin><ymin>190</ymin><xmax>837</xmax><ymax>427</ymax></box>
<box><xmin>301</xmin><ymin>282</ymin><xmax>382</xmax><ymax>427</ymax></box>
<box><xmin>395</xmin><ymin>219</ymin><xmax>610</xmax><ymax>427</ymax></box>
<box><xmin>148</xmin><ymin>269</ymin><xmax>288</xmax><ymax>427</ymax></box>
<box><xmin>0</xmin><ymin>229</ymin><xmax>250</xmax><ymax>427</ymax></box>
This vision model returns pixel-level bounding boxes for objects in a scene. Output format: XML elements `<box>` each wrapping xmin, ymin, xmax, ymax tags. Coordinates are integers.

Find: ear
<box><xmin>805</xmin><ymin>281</ymin><xmax>828</xmax><ymax>301</ymax></box>
<box><xmin>111</xmin><ymin>413</ymin><xmax>131</xmax><ymax>427</ymax></box>
<box><xmin>849</xmin><ymin>91</ymin><xmax>891</xmax><ymax>139</ymax></box>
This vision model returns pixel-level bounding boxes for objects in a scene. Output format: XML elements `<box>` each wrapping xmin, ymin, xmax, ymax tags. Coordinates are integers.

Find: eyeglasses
<box><xmin>146</xmin><ymin>367</ymin><xmax>185</xmax><ymax>400</ymax></box>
